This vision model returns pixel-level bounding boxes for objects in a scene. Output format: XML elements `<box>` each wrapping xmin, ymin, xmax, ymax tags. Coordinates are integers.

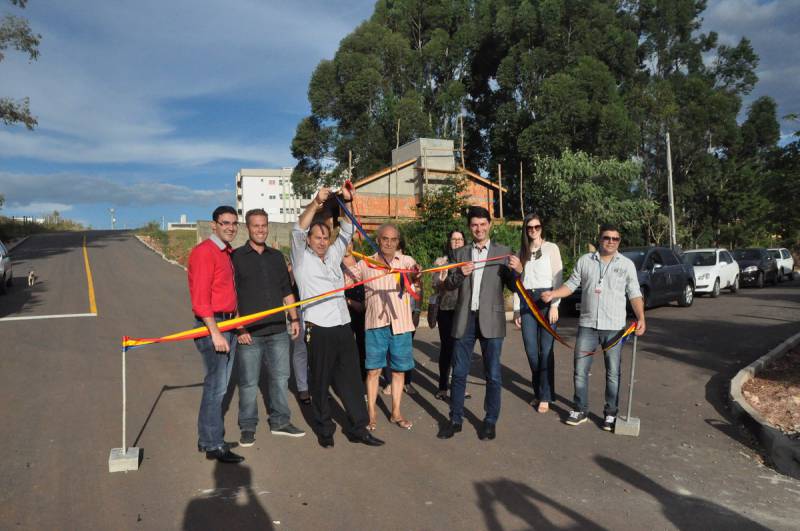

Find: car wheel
<box><xmin>711</xmin><ymin>278</ymin><xmax>720</xmax><ymax>298</ymax></box>
<box><xmin>730</xmin><ymin>275</ymin><xmax>739</xmax><ymax>293</ymax></box>
<box><xmin>678</xmin><ymin>283</ymin><xmax>694</xmax><ymax>307</ymax></box>
<box><xmin>755</xmin><ymin>272</ymin><xmax>764</xmax><ymax>288</ymax></box>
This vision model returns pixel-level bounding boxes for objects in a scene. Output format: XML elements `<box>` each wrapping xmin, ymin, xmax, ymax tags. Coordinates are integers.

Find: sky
<box><xmin>0</xmin><ymin>0</ymin><xmax>797</xmax><ymax>229</ymax></box>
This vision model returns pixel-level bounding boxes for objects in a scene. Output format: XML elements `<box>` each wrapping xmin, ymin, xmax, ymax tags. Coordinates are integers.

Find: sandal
<box><xmin>537</xmin><ymin>401</ymin><xmax>550</xmax><ymax>414</ymax></box>
<box><xmin>367</xmin><ymin>421</ymin><xmax>377</xmax><ymax>431</ymax></box>
<box><xmin>390</xmin><ymin>417</ymin><xmax>413</xmax><ymax>430</ymax></box>
<box><xmin>382</xmin><ymin>385</ymin><xmax>392</xmax><ymax>396</ymax></box>
<box><xmin>435</xmin><ymin>390</ymin><xmax>448</xmax><ymax>401</ymax></box>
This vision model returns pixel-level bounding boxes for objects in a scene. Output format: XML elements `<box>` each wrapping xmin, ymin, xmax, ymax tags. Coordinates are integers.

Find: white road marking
<box><xmin>0</xmin><ymin>313</ymin><xmax>97</xmax><ymax>322</ymax></box>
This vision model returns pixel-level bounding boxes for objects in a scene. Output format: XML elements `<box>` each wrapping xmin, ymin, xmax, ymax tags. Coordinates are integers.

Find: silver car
<box><xmin>0</xmin><ymin>239</ymin><xmax>12</xmax><ymax>294</ymax></box>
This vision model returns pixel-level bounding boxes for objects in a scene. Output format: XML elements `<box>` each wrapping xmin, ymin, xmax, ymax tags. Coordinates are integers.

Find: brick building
<box><xmin>351</xmin><ymin>138</ymin><xmax>506</xmax><ymax>230</ymax></box>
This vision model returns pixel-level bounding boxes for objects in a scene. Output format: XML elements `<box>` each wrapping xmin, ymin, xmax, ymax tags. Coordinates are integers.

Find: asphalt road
<box><xmin>1</xmin><ymin>231</ymin><xmax>799</xmax><ymax>530</ymax></box>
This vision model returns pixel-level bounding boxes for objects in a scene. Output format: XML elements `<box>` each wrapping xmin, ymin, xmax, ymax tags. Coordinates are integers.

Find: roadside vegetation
<box><xmin>0</xmin><ymin>211</ymin><xmax>85</xmax><ymax>241</ymax></box>
<box><xmin>135</xmin><ymin>221</ymin><xmax>196</xmax><ymax>267</ymax></box>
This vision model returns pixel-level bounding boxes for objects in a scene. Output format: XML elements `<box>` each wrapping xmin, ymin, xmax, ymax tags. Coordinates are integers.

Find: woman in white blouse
<box><xmin>511</xmin><ymin>213</ymin><xmax>563</xmax><ymax>413</ymax></box>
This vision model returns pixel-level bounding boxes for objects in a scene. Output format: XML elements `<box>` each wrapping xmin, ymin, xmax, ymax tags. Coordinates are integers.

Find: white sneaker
<box><xmin>602</xmin><ymin>415</ymin><xmax>615</xmax><ymax>431</ymax></box>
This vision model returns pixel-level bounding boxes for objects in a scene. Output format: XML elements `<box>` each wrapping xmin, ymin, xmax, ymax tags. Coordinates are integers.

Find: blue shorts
<box><xmin>365</xmin><ymin>326</ymin><xmax>414</xmax><ymax>371</ymax></box>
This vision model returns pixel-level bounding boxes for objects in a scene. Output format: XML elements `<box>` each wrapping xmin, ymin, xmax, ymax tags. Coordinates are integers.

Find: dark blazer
<box><xmin>445</xmin><ymin>241</ymin><xmax>516</xmax><ymax>339</ymax></box>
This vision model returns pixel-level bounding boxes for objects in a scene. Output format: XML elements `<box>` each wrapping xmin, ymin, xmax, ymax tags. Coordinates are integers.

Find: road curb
<box><xmin>6</xmin><ymin>236</ymin><xmax>29</xmax><ymax>252</ymax></box>
<box><xmin>730</xmin><ymin>331</ymin><xmax>800</xmax><ymax>480</ymax></box>
<box><xmin>134</xmin><ymin>235</ymin><xmax>187</xmax><ymax>271</ymax></box>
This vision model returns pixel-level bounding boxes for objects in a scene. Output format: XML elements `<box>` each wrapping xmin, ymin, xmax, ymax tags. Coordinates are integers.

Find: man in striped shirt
<box><xmin>343</xmin><ymin>224</ymin><xmax>420</xmax><ymax>431</ymax></box>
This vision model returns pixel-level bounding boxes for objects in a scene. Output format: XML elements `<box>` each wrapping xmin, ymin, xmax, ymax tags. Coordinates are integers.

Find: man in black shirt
<box><xmin>232</xmin><ymin>209</ymin><xmax>305</xmax><ymax>447</ymax></box>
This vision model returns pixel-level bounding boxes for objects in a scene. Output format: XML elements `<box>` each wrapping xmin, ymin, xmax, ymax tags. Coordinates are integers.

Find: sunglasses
<box><xmin>526</xmin><ymin>224</ymin><xmax>542</xmax><ymax>231</ymax></box>
<box><xmin>601</xmin><ymin>236</ymin><xmax>621</xmax><ymax>242</ymax></box>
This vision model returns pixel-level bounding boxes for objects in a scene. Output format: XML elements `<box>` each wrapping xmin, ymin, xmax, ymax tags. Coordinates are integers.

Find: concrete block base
<box><xmin>615</xmin><ymin>416</ymin><xmax>640</xmax><ymax>437</ymax></box>
<box><xmin>108</xmin><ymin>447</ymin><xmax>141</xmax><ymax>473</ymax></box>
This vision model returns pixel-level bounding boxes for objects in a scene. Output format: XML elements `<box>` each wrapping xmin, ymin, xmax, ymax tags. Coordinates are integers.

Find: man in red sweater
<box><xmin>187</xmin><ymin>205</ymin><xmax>244</xmax><ymax>463</ymax></box>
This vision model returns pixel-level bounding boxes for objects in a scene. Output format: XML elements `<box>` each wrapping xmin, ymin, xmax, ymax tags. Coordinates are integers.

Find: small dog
<box><xmin>27</xmin><ymin>270</ymin><xmax>36</xmax><ymax>287</ymax></box>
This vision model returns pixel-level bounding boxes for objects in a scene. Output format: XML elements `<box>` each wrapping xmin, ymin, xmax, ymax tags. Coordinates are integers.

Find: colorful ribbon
<box><xmin>123</xmin><ymin>272</ymin><xmax>390</xmax><ymax>350</ymax></box>
<box><xmin>514</xmin><ymin>278</ymin><xmax>572</xmax><ymax>349</ymax></box>
<box><xmin>602</xmin><ymin>321</ymin><xmax>638</xmax><ymax>352</ymax></box>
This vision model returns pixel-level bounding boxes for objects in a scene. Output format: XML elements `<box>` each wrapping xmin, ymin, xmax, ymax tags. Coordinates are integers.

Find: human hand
<box><xmin>461</xmin><ymin>263</ymin><xmax>475</xmax><ymax>276</ymax></box>
<box><xmin>513</xmin><ymin>312</ymin><xmax>521</xmax><ymax>329</ymax></box>
<box><xmin>635</xmin><ymin>319</ymin><xmax>646</xmax><ymax>336</ymax></box>
<box><xmin>236</xmin><ymin>331</ymin><xmax>253</xmax><ymax>345</ymax></box>
<box><xmin>212</xmin><ymin>331</ymin><xmax>231</xmax><ymax>352</ymax></box>
<box><xmin>289</xmin><ymin>321</ymin><xmax>301</xmax><ymax>340</ymax></box>
<box><xmin>508</xmin><ymin>255</ymin><xmax>522</xmax><ymax>274</ymax></box>
<box><xmin>339</xmin><ymin>185</ymin><xmax>353</xmax><ymax>202</ymax></box>
<box><xmin>315</xmin><ymin>188</ymin><xmax>331</xmax><ymax>206</ymax></box>
<box><xmin>548</xmin><ymin>306</ymin><xmax>559</xmax><ymax>324</ymax></box>
<box><xmin>540</xmin><ymin>291</ymin><xmax>554</xmax><ymax>303</ymax></box>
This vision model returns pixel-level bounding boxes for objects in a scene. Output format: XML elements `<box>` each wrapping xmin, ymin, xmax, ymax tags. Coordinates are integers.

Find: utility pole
<box><xmin>459</xmin><ymin>114</ymin><xmax>465</xmax><ymax>167</ymax></box>
<box><xmin>497</xmin><ymin>163</ymin><xmax>504</xmax><ymax>219</ymax></box>
<box><xmin>519</xmin><ymin>161</ymin><xmax>524</xmax><ymax>217</ymax></box>
<box><xmin>665</xmin><ymin>130</ymin><xmax>677</xmax><ymax>247</ymax></box>
<box><xmin>109</xmin><ymin>208</ymin><xmax>116</xmax><ymax>230</ymax></box>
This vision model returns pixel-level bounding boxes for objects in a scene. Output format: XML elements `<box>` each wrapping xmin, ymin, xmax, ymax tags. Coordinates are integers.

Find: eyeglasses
<box><xmin>216</xmin><ymin>220</ymin><xmax>238</xmax><ymax>227</ymax></box>
<box><xmin>601</xmin><ymin>236</ymin><xmax>621</xmax><ymax>242</ymax></box>
<box><xmin>380</xmin><ymin>237</ymin><xmax>399</xmax><ymax>242</ymax></box>
<box><xmin>526</xmin><ymin>224</ymin><xmax>542</xmax><ymax>231</ymax></box>
<box><xmin>450</xmin><ymin>237</ymin><xmax>464</xmax><ymax>242</ymax></box>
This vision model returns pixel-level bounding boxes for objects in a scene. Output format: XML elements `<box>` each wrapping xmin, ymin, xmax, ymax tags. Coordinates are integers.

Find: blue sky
<box><xmin>1</xmin><ymin>0</ymin><xmax>797</xmax><ymax>229</ymax></box>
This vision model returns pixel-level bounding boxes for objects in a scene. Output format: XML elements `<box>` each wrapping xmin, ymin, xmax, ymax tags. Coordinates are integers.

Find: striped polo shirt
<box><xmin>346</xmin><ymin>252</ymin><xmax>417</xmax><ymax>334</ymax></box>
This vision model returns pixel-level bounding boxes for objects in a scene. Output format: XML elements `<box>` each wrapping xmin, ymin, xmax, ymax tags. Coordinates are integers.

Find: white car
<box><xmin>768</xmin><ymin>248</ymin><xmax>795</xmax><ymax>281</ymax></box>
<box><xmin>0</xmin><ymin>239</ymin><xmax>12</xmax><ymax>295</ymax></box>
<box><xmin>681</xmin><ymin>248</ymin><xmax>739</xmax><ymax>297</ymax></box>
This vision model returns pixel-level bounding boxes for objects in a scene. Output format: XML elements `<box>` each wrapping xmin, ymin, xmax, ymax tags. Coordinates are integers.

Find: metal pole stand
<box><xmin>109</xmin><ymin>340</ymin><xmax>141</xmax><ymax>472</ymax></box>
<box><xmin>615</xmin><ymin>335</ymin><xmax>640</xmax><ymax>436</ymax></box>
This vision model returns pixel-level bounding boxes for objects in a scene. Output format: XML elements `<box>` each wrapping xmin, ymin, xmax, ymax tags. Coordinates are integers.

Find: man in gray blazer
<box><xmin>437</xmin><ymin>206</ymin><xmax>521</xmax><ymax>440</ymax></box>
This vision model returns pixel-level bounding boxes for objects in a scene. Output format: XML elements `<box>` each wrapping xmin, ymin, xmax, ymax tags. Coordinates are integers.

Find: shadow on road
<box><xmin>594</xmin><ymin>456</ymin><xmax>770</xmax><ymax>530</ymax></box>
<box><xmin>133</xmin><ymin>383</ymin><xmax>203</xmax><ymax>447</ymax></box>
<box><xmin>474</xmin><ymin>477</ymin><xmax>606</xmax><ymax>530</ymax></box>
<box><xmin>182</xmin><ymin>462</ymin><xmax>273</xmax><ymax>531</ymax></box>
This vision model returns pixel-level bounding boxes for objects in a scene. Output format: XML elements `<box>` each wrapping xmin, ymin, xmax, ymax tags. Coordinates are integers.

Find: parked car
<box><xmin>0</xmin><ymin>239</ymin><xmax>12</xmax><ymax>294</ymax></box>
<box><xmin>733</xmin><ymin>248</ymin><xmax>778</xmax><ymax>288</ymax></box>
<box><xmin>562</xmin><ymin>246</ymin><xmax>694</xmax><ymax>314</ymax></box>
<box><xmin>681</xmin><ymin>248</ymin><xmax>739</xmax><ymax>297</ymax></box>
<box><xmin>768</xmin><ymin>248</ymin><xmax>795</xmax><ymax>281</ymax></box>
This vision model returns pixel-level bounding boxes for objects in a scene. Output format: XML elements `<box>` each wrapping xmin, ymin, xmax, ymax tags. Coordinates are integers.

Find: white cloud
<box><xmin>704</xmin><ymin>0</ymin><xmax>800</xmax><ymax>137</ymax></box>
<box><xmin>1</xmin><ymin>0</ymin><xmax>374</xmax><ymax>165</ymax></box>
<box><xmin>0</xmin><ymin>171</ymin><xmax>230</xmax><ymax>207</ymax></box>
<box><xmin>5</xmin><ymin>202</ymin><xmax>74</xmax><ymax>215</ymax></box>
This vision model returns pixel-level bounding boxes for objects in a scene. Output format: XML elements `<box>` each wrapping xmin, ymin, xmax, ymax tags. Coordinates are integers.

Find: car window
<box><xmin>661</xmin><ymin>249</ymin><xmax>679</xmax><ymax>266</ymax></box>
<box><xmin>721</xmin><ymin>251</ymin><xmax>733</xmax><ymax>262</ymax></box>
<box><xmin>0</xmin><ymin>241</ymin><xmax>6</xmax><ymax>256</ymax></box>
<box><xmin>734</xmin><ymin>249</ymin><xmax>761</xmax><ymax>260</ymax></box>
<box><xmin>645</xmin><ymin>250</ymin><xmax>664</xmax><ymax>269</ymax></box>
<box><xmin>769</xmin><ymin>250</ymin><xmax>781</xmax><ymax>259</ymax></box>
<box><xmin>622</xmin><ymin>250</ymin><xmax>646</xmax><ymax>269</ymax></box>
<box><xmin>782</xmin><ymin>249</ymin><xmax>791</xmax><ymax>259</ymax></box>
<box><xmin>682</xmin><ymin>251</ymin><xmax>716</xmax><ymax>267</ymax></box>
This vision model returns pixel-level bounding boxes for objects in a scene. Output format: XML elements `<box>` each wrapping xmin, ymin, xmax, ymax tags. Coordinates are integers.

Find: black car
<box><xmin>732</xmin><ymin>248</ymin><xmax>779</xmax><ymax>288</ymax></box>
<box><xmin>562</xmin><ymin>246</ymin><xmax>695</xmax><ymax>314</ymax></box>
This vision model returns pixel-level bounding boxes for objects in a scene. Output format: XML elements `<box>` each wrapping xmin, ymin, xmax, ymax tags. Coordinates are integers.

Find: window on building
<box><xmin>269</xmin><ymin>180</ymin><xmax>276</xmax><ymax>185</ymax></box>
<box><xmin>269</xmin><ymin>195</ymin><xmax>276</xmax><ymax>200</ymax></box>
<box><xmin>280</xmin><ymin>208</ymin><xmax>284</xmax><ymax>214</ymax></box>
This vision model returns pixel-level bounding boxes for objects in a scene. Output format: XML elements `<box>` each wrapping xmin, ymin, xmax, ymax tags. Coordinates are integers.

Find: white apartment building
<box><xmin>235</xmin><ymin>168</ymin><xmax>313</xmax><ymax>224</ymax></box>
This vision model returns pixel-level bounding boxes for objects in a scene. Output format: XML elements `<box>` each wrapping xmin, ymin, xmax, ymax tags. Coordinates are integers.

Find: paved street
<box><xmin>1</xmin><ymin>231</ymin><xmax>799</xmax><ymax>530</ymax></box>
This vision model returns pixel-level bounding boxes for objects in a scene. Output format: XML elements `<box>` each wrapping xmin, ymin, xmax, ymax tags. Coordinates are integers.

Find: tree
<box><xmin>1</xmin><ymin>0</ymin><xmax>41</xmax><ymax>129</ymax></box>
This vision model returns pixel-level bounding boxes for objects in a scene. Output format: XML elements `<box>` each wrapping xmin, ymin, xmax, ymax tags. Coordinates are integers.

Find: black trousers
<box><xmin>436</xmin><ymin>309</ymin><xmax>456</xmax><ymax>390</ymax></box>
<box><xmin>306</xmin><ymin>323</ymin><xmax>369</xmax><ymax>438</ymax></box>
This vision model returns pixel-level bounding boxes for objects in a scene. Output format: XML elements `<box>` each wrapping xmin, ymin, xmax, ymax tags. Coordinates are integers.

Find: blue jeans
<box><xmin>195</xmin><ymin>323</ymin><xmax>237</xmax><ymax>451</ymax></box>
<box><xmin>237</xmin><ymin>331</ymin><xmax>292</xmax><ymax>431</ymax></box>
<box><xmin>450</xmin><ymin>311</ymin><xmax>504</xmax><ymax>425</ymax></box>
<box><xmin>573</xmin><ymin>326</ymin><xmax>624</xmax><ymax>417</ymax></box>
<box><xmin>520</xmin><ymin>300</ymin><xmax>555</xmax><ymax>403</ymax></box>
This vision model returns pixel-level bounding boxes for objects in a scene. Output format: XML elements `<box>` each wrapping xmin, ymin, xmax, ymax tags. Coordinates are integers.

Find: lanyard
<box><xmin>598</xmin><ymin>255</ymin><xmax>613</xmax><ymax>285</ymax></box>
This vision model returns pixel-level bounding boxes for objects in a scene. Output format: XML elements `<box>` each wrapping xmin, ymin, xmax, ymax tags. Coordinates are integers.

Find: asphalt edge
<box><xmin>133</xmin><ymin>234</ymin><xmax>187</xmax><ymax>272</ymax></box>
<box><xmin>730</xmin><ymin>330</ymin><xmax>800</xmax><ymax>480</ymax></box>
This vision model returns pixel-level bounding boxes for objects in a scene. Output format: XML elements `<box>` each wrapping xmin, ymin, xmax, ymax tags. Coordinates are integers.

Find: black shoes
<box><xmin>205</xmin><ymin>448</ymin><xmax>245</xmax><ymax>463</ymax></box>
<box><xmin>478</xmin><ymin>421</ymin><xmax>496</xmax><ymax>440</ymax></box>
<box><xmin>240</xmin><ymin>431</ymin><xmax>256</xmax><ymax>447</ymax></box>
<box><xmin>349</xmin><ymin>432</ymin><xmax>385</xmax><ymax>447</ymax></box>
<box><xmin>318</xmin><ymin>435</ymin><xmax>334</xmax><ymax>448</ymax></box>
<box><xmin>437</xmin><ymin>421</ymin><xmax>462</xmax><ymax>439</ymax></box>
<box><xmin>298</xmin><ymin>391</ymin><xmax>311</xmax><ymax>405</ymax></box>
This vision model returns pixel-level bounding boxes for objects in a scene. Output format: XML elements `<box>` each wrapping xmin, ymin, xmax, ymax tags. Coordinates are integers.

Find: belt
<box><xmin>195</xmin><ymin>312</ymin><xmax>235</xmax><ymax>320</ymax></box>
